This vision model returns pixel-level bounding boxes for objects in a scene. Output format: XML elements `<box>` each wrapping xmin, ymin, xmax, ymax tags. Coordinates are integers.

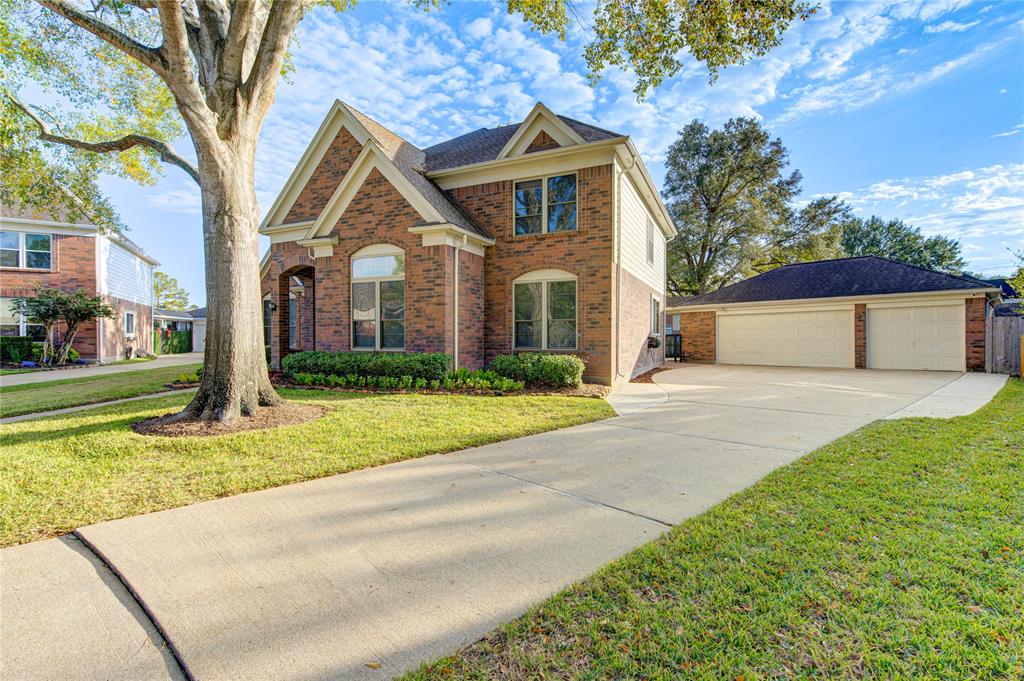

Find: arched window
<box><xmin>351</xmin><ymin>244</ymin><xmax>405</xmax><ymax>350</ymax></box>
<box><xmin>513</xmin><ymin>269</ymin><xmax>577</xmax><ymax>350</ymax></box>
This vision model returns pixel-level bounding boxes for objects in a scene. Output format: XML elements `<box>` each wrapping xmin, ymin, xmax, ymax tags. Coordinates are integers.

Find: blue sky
<box><xmin>99</xmin><ymin>0</ymin><xmax>1024</xmax><ymax>306</ymax></box>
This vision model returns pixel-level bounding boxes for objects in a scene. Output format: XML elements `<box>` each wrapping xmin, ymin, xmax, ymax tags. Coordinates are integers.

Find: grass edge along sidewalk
<box><xmin>407</xmin><ymin>378</ymin><xmax>1024</xmax><ymax>681</ymax></box>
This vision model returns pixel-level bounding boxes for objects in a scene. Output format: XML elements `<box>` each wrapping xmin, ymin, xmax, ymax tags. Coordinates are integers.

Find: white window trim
<box><xmin>650</xmin><ymin>295</ymin><xmax>661</xmax><ymax>336</ymax></box>
<box><xmin>1</xmin><ymin>300</ymin><xmax>45</xmax><ymax>338</ymax></box>
<box><xmin>645</xmin><ymin>217</ymin><xmax>655</xmax><ymax>265</ymax></box>
<box><xmin>124</xmin><ymin>311</ymin><xmax>136</xmax><ymax>338</ymax></box>
<box><xmin>513</xmin><ymin>270</ymin><xmax>578</xmax><ymax>351</ymax></box>
<box><xmin>513</xmin><ymin>172</ymin><xmax>578</xmax><ymax>236</ymax></box>
<box><xmin>0</xmin><ymin>231</ymin><xmax>52</xmax><ymax>271</ymax></box>
<box><xmin>351</xmin><ymin>246</ymin><xmax>405</xmax><ymax>352</ymax></box>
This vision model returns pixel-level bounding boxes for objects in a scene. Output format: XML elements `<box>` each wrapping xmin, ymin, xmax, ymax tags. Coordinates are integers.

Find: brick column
<box><xmin>965</xmin><ymin>297</ymin><xmax>986</xmax><ymax>372</ymax></box>
<box><xmin>854</xmin><ymin>303</ymin><xmax>867</xmax><ymax>369</ymax></box>
<box><xmin>680</xmin><ymin>311</ymin><xmax>716</xmax><ymax>362</ymax></box>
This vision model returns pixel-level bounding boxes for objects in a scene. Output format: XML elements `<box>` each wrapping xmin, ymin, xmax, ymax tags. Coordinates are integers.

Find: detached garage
<box><xmin>668</xmin><ymin>256</ymin><xmax>1001</xmax><ymax>372</ymax></box>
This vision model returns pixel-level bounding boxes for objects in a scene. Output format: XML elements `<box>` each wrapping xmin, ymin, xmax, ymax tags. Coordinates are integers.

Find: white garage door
<box><xmin>718</xmin><ymin>309</ymin><xmax>854</xmax><ymax>368</ymax></box>
<box><xmin>867</xmin><ymin>304</ymin><xmax>964</xmax><ymax>371</ymax></box>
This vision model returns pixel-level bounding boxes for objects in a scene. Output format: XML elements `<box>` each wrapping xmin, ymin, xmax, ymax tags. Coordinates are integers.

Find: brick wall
<box><xmin>680</xmin><ymin>311</ymin><xmax>716</xmax><ymax>362</ymax></box>
<box><xmin>100</xmin><ymin>295</ymin><xmax>153</xmax><ymax>362</ymax></box>
<box><xmin>1</xmin><ymin>232</ymin><xmax>100</xmax><ymax>359</ymax></box>
<box><xmin>854</xmin><ymin>303</ymin><xmax>866</xmax><ymax>369</ymax></box>
<box><xmin>617</xmin><ymin>267</ymin><xmax>664</xmax><ymax>380</ymax></box>
<box><xmin>965</xmin><ymin>296</ymin><xmax>986</xmax><ymax>371</ymax></box>
<box><xmin>283</xmin><ymin>127</ymin><xmax>363</xmax><ymax>224</ymax></box>
<box><xmin>450</xmin><ymin>164</ymin><xmax>615</xmax><ymax>384</ymax></box>
<box><xmin>525</xmin><ymin>131</ymin><xmax>560</xmax><ymax>154</ymax></box>
<box><xmin>457</xmin><ymin>250</ymin><xmax>485</xmax><ymax>369</ymax></box>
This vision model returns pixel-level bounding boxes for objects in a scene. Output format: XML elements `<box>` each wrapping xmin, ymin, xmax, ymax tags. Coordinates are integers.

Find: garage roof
<box><xmin>674</xmin><ymin>256</ymin><xmax>996</xmax><ymax>307</ymax></box>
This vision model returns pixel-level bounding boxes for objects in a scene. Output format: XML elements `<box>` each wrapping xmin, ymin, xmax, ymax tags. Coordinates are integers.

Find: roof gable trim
<box><xmin>497</xmin><ymin>102</ymin><xmax>585</xmax><ymax>160</ymax></box>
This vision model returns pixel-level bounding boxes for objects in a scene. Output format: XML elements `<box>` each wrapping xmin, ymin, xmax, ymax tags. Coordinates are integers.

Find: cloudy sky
<box><xmin>101</xmin><ymin>0</ymin><xmax>1024</xmax><ymax>305</ymax></box>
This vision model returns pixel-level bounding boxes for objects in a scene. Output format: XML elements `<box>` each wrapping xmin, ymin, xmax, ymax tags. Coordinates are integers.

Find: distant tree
<box><xmin>9</xmin><ymin>288</ymin><xmax>113</xmax><ymax>364</ymax></box>
<box><xmin>840</xmin><ymin>217</ymin><xmax>965</xmax><ymax>274</ymax></box>
<box><xmin>1008</xmin><ymin>249</ymin><xmax>1024</xmax><ymax>298</ymax></box>
<box><xmin>153</xmin><ymin>271</ymin><xmax>191</xmax><ymax>311</ymax></box>
<box><xmin>55</xmin><ymin>289</ymin><xmax>114</xmax><ymax>364</ymax></box>
<box><xmin>663</xmin><ymin>118</ymin><xmax>846</xmax><ymax>295</ymax></box>
<box><xmin>10</xmin><ymin>288</ymin><xmax>62</xmax><ymax>362</ymax></box>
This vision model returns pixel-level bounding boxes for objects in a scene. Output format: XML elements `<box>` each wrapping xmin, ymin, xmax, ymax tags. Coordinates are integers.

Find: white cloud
<box><xmin>149</xmin><ymin>188</ymin><xmax>202</xmax><ymax>214</ymax></box>
<box><xmin>465</xmin><ymin>17</ymin><xmax>492</xmax><ymax>40</ymax></box>
<box><xmin>992</xmin><ymin>122</ymin><xmax>1024</xmax><ymax>137</ymax></box>
<box><xmin>924</xmin><ymin>19</ymin><xmax>981</xmax><ymax>32</ymax></box>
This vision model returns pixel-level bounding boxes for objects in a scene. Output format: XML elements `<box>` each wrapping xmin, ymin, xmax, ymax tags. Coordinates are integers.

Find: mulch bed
<box><xmin>631</xmin><ymin>366</ymin><xmax>674</xmax><ymax>384</ymax></box>
<box><xmin>131</xmin><ymin>403</ymin><xmax>327</xmax><ymax>437</ymax></box>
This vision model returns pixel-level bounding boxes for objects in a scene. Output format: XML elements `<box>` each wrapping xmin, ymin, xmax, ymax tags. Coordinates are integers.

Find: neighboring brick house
<box><xmin>665</xmin><ymin>256</ymin><xmax>1002</xmax><ymax>372</ymax></box>
<box><xmin>259</xmin><ymin>101</ymin><xmax>673</xmax><ymax>384</ymax></box>
<box><xmin>1</xmin><ymin>206</ymin><xmax>158</xmax><ymax>363</ymax></box>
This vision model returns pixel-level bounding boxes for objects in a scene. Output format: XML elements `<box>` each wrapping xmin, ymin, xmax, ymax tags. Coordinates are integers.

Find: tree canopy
<box><xmin>153</xmin><ymin>270</ymin><xmax>193</xmax><ymax>311</ymax></box>
<box><xmin>663</xmin><ymin>117</ymin><xmax>848</xmax><ymax>295</ymax></box>
<box><xmin>840</xmin><ymin>216</ymin><xmax>965</xmax><ymax>274</ymax></box>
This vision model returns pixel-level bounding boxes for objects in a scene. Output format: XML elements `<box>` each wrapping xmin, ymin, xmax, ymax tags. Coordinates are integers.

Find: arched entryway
<box><xmin>278</xmin><ymin>265</ymin><xmax>315</xmax><ymax>360</ymax></box>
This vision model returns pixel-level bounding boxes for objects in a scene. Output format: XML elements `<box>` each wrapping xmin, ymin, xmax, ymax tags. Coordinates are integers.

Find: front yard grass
<box><xmin>0</xmin><ymin>389</ymin><xmax>613</xmax><ymax>546</ymax></box>
<box><xmin>0</xmin><ymin>364</ymin><xmax>201</xmax><ymax>418</ymax></box>
<box><xmin>408</xmin><ymin>379</ymin><xmax>1024</xmax><ymax>680</ymax></box>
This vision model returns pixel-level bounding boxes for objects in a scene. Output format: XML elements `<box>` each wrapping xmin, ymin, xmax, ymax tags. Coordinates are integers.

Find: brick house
<box><xmin>1</xmin><ymin>206</ymin><xmax>157</xmax><ymax>363</ymax></box>
<box><xmin>666</xmin><ymin>256</ymin><xmax>1002</xmax><ymax>372</ymax></box>
<box><xmin>260</xmin><ymin>101</ymin><xmax>673</xmax><ymax>385</ymax></box>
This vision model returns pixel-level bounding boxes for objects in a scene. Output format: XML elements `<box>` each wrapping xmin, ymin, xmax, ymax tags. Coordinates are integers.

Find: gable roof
<box><xmin>423</xmin><ymin>114</ymin><xmax>621</xmax><ymax>172</ymax></box>
<box><xmin>674</xmin><ymin>256</ymin><xmax>997</xmax><ymax>308</ymax></box>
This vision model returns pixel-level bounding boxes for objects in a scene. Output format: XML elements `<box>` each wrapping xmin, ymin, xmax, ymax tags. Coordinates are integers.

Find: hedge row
<box><xmin>290</xmin><ymin>368</ymin><xmax>524</xmax><ymax>394</ymax></box>
<box><xmin>281</xmin><ymin>351</ymin><xmax>450</xmax><ymax>381</ymax></box>
<box><xmin>489</xmin><ymin>353</ymin><xmax>584</xmax><ymax>388</ymax></box>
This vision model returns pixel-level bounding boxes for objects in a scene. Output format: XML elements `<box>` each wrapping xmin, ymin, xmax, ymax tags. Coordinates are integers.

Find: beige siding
<box><xmin>617</xmin><ymin>171</ymin><xmax>665</xmax><ymax>293</ymax></box>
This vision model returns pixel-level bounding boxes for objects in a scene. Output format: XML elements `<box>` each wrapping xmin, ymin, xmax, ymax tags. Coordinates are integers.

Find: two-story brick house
<box><xmin>0</xmin><ymin>206</ymin><xmax>158</xmax><ymax>362</ymax></box>
<box><xmin>260</xmin><ymin>101</ymin><xmax>673</xmax><ymax>385</ymax></box>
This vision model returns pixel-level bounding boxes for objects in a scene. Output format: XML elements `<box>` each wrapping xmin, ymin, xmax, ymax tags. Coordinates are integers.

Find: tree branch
<box><xmin>35</xmin><ymin>0</ymin><xmax>162</xmax><ymax>72</ymax></box>
<box><xmin>243</xmin><ymin>1</ymin><xmax>307</xmax><ymax>119</ymax></box>
<box><xmin>8</xmin><ymin>93</ymin><xmax>199</xmax><ymax>184</ymax></box>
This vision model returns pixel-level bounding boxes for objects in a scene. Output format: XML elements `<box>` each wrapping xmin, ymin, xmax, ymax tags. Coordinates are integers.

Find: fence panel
<box><xmin>988</xmin><ymin>315</ymin><xmax>1023</xmax><ymax>376</ymax></box>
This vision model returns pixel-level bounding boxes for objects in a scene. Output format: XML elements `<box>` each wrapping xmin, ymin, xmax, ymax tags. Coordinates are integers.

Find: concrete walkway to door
<box><xmin>0</xmin><ymin>366</ymin><xmax>1006</xmax><ymax>680</ymax></box>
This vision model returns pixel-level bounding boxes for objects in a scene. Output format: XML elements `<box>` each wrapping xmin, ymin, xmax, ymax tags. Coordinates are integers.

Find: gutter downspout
<box><xmin>453</xmin><ymin>235</ymin><xmax>465</xmax><ymax>371</ymax></box>
<box><xmin>615</xmin><ymin>154</ymin><xmax>636</xmax><ymax>382</ymax></box>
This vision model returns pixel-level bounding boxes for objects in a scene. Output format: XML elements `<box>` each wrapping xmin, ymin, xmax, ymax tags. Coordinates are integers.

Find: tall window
<box><xmin>0</xmin><ymin>297</ymin><xmax>46</xmax><ymax>340</ymax></box>
<box><xmin>0</xmin><ymin>231</ymin><xmax>52</xmax><ymax>269</ymax></box>
<box><xmin>352</xmin><ymin>245</ymin><xmax>405</xmax><ymax>350</ymax></box>
<box><xmin>650</xmin><ymin>296</ymin><xmax>661</xmax><ymax>336</ymax></box>
<box><xmin>513</xmin><ymin>270</ymin><xmax>577</xmax><ymax>350</ymax></box>
<box><xmin>646</xmin><ymin>217</ymin><xmax>655</xmax><ymax>264</ymax></box>
<box><xmin>262</xmin><ymin>294</ymin><xmax>272</xmax><ymax>360</ymax></box>
<box><xmin>514</xmin><ymin>173</ymin><xmax>577</xmax><ymax>235</ymax></box>
<box><xmin>288</xmin><ymin>293</ymin><xmax>297</xmax><ymax>350</ymax></box>
<box><xmin>125</xmin><ymin>311</ymin><xmax>136</xmax><ymax>336</ymax></box>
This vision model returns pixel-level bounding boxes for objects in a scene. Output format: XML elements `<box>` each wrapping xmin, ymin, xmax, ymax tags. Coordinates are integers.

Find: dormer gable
<box><xmin>496</xmin><ymin>102</ymin><xmax>586</xmax><ymax>160</ymax></box>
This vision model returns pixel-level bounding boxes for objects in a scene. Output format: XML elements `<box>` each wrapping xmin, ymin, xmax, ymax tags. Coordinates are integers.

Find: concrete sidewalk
<box><xmin>0</xmin><ymin>352</ymin><xmax>203</xmax><ymax>387</ymax></box>
<box><xmin>0</xmin><ymin>366</ymin><xmax>1007</xmax><ymax>680</ymax></box>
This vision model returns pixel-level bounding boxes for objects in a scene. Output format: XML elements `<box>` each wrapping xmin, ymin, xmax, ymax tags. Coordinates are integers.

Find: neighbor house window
<box><xmin>262</xmin><ymin>294</ymin><xmax>272</xmax><ymax>355</ymax></box>
<box><xmin>288</xmin><ymin>293</ymin><xmax>297</xmax><ymax>350</ymax></box>
<box><xmin>0</xmin><ymin>297</ymin><xmax>46</xmax><ymax>340</ymax></box>
<box><xmin>646</xmin><ymin>217</ymin><xmax>655</xmax><ymax>264</ymax></box>
<box><xmin>351</xmin><ymin>244</ymin><xmax>405</xmax><ymax>350</ymax></box>
<box><xmin>513</xmin><ymin>270</ymin><xmax>577</xmax><ymax>350</ymax></box>
<box><xmin>125</xmin><ymin>311</ymin><xmax>136</xmax><ymax>337</ymax></box>
<box><xmin>514</xmin><ymin>173</ymin><xmax>577</xmax><ymax>235</ymax></box>
<box><xmin>0</xmin><ymin>231</ymin><xmax>52</xmax><ymax>269</ymax></box>
<box><xmin>650</xmin><ymin>296</ymin><xmax>661</xmax><ymax>336</ymax></box>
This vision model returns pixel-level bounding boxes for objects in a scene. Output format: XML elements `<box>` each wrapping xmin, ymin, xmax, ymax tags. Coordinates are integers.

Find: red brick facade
<box><xmin>854</xmin><ymin>303</ymin><xmax>867</xmax><ymax>369</ymax></box>
<box><xmin>616</xmin><ymin>268</ymin><xmax>665</xmax><ymax>379</ymax></box>
<box><xmin>965</xmin><ymin>296</ymin><xmax>986</xmax><ymax>371</ymax></box>
<box><xmin>525</xmin><ymin>131</ymin><xmax>560</xmax><ymax>154</ymax></box>
<box><xmin>284</xmin><ymin>128</ymin><xmax>363</xmax><ymax>224</ymax></box>
<box><xmin>100</xmin><ymin>295</ymin><xmax>153</xmax><ymax>363</ymax></box>
<box><xmin>679</xmin><ymin>311</ymin><xmax>716</xmax><ymax>362</ymax></box>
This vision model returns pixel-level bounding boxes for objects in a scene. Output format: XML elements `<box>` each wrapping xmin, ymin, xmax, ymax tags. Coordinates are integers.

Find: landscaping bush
<box><xmin>282</xmin><ymin>351</ymin><xmax>450</xmax><ymax>382</ymax></box>
<box><xmin>289</xmin><ymin>368</ymin><xmax>524</xmax><ymax>394</ymax></box>
<box><xmin>489</xmin><ymin>353</ymin><xmax>585</xmax><ymax>388</ymax></box>
<box><xmin>0</xmin><ymin>336</ymin><xmax>34</xmax><ymax>364</ymax></box>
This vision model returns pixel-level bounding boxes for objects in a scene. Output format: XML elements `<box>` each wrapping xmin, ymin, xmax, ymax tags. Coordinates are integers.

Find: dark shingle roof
<box><xmin>189</xmin><ymin>307</ymin><xmax>206</xmax><ymax>319</ymax></box>
<box><xmin>676</xmin><ymin>256</ymin><xmax>996</xmax><ymax>307</ymax></box>
<box><xmin>423</xmin><ymin>115</ymin><xmax>622</xmax><ymax>172</ymax></box>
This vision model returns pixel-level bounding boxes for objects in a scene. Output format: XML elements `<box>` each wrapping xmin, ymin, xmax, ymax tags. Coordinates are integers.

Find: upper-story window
<box><xmin>0</xmin><ymin>231</ymin><xmax>52</xmax><ymax>270</ymax></box>
<box><xmin>351</xmin><ymin>244</ymin><xmax>405</xmax><ymax>350</ymax></box>
<box><xmin>646</xmin><ymin>217</ymin><xmax>655</xmax><ymax>264</ymax></box>
<box><xmin>514</xmin><ymin>173</ymin><xmax>577</xmax><ymax>235</ymax></box>
<box><xmin>513</xmin><ymin>269</ymin><xmax>577</xmax><ymax>350</ymax></box>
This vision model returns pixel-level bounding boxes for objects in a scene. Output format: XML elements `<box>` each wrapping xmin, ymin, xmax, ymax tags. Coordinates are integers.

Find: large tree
<box><xmin>840</xmin><ymin>216</ymin><xmax>965</xmax><ymax>274</ymax></box>
<box><xmin>153</xmin><ymin>270</ymin><xmax>193</xmax><ymax>310</ymax></box>
<box><xmin>3</xmin><ymin>1</ymin><xmax>812</xmax><ymax>421</ymax></box>
<box><xmin>663</xmin><ymin>118</ymin><xmax>848</xmax><ymax>295</ymax></box>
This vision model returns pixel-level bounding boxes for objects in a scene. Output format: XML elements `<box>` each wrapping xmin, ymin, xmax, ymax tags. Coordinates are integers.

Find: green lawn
<box><xmin>106</xmin><ymin>356</ymin><xmax>158</xmax><ymax>365</ymax></box>
<box><xmin>0</xmin><ymin>364</ymin><xmax>200</xmax><ymax>418</ymax></box>
<box><xmin>0</xmin><ymin>390</ymin><xmax>613</xmax><ymax>546</ymax></box>
<box><xmin>0</xmin><ymin>368</ymin><xmax>32</xmax><ymax>376</ymax></box>
<box><xmin>408</xmin><ymin>379</ymin><xmax>1024</xmax><ymax>681</ymax></box>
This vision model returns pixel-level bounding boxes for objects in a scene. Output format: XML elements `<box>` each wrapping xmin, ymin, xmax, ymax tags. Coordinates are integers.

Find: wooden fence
<box><xmin>986</xmin><ymin>314</ymin><xmax>1023</xmax><ymax>376</ymax></box>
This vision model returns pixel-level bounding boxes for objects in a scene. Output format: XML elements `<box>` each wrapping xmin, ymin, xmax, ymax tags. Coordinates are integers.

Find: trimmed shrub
<box><xmin>0</xmin><ymin>336</ymin><xmax>34</xmax><ymax>364</ymax></box>
<box><xmin>489</xmin><ymin>353</ymin><xmax>585</xmax><ymax>388</ymax></box>
<box><xmin>281</xmin><ymin>351</ymin><xmax>450</xmax><ymax>382</ymax></box>
<box><xmin>289</xmin><ymin>369</ymin><xmax>523</xmax><ymax>394</ymax></box>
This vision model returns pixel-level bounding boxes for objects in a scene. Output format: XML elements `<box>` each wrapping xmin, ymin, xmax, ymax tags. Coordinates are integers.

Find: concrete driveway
<box><xmin>1</xmin><ymin>365</ymin><xmax>1006</xmax><ymax>680</ymax></box>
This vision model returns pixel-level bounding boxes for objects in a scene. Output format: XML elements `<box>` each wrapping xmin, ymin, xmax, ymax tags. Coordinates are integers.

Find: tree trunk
<box><xmin>172</xmin><ymin>135</ymin><xmax>281</xmax><ymax>422</ymax></box>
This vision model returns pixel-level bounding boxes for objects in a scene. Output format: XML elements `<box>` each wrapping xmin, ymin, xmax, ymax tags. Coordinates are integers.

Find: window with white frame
<box><xmin>0</xmin><ymin>231</ymin><xmax>52</xmax><ymax>269</ymax></box>
<box><xmin>650</xmin><ymin>296</ymin><xmax>661</xmax><ymax>336</ymax></box>
<box><xmin>513</xmin><ymin>270</ymin><xmax>577</xmax><ymax>350</ymax></box>
<box><xmin>646</xmin><ymin>217</ymin><xmax>655</xmax><ymax>264</ymax></box>
<box><xmin>0</xmin><ymin>297</ymin><xmax>46</xmax><ymax>340</ymax></box>
<box><xmin>514</xmin><ymin>173</ymin><xmax>577</xmax><ymax>235</ymax></box>
<box><xmin>351</xmin><ymin>245</ymin><xmax>405</xmax><ymax>350</ymax></box>
<box><xmin>125</xmin><ymin>311</ymin><xmax>136</xmax><ymax>337</ymax></box>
